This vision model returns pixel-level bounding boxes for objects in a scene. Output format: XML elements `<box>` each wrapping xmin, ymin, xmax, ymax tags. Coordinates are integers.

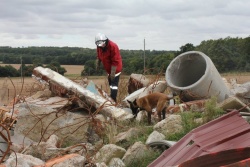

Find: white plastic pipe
<box><xmin>166</xmin><ymin>51</ymin><xmax>230</xmax><ymax>102</ymax></box>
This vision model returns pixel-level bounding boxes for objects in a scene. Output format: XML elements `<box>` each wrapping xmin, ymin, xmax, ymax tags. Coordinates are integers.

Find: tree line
<box><xmin>0</xmin><ymin>36</ymin><xmax>249</xmax><ymax>77</ymax></box>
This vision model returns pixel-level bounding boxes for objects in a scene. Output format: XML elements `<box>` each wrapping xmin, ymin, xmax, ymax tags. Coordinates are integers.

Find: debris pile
<box><xmin>0</xmin><ymin>51</ymin><xmax>250</xmax><ymax>166</ymax></box>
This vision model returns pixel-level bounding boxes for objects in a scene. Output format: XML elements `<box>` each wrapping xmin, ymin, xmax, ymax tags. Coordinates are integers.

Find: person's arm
<box><xmin>110</xmin><ymin>66</ymin><xmax>116</xmax><ymax>81</ymax></box>
<box><xmin>110</xmin><ymin>43</ymin><xmax>120</xmax><ymax>70</ymax></box>
<box><xmin>95</xmin><ymin>59</ymin><xmax>101</xmax><ymax>71</ymax></box>
<box><xmin>96</xmin><ymin>48</ymin><xmax>101</xmax><ymax>71</ymax></box>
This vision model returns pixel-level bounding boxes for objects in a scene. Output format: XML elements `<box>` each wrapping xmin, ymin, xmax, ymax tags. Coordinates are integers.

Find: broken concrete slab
<box><xmin>15</xmin><ymin>103</ymin><xmax>91</xmax><ymax>145</ymax></box>
<box><xmin>30</xmin><ymin>89</ymin><xmax>52</xmax><ymax>100</ymax></box>
<box><xmin>218</xmin><ymin>96</ymin><xmax>250</xmax><ymax>113</ymax></box>
<box><xmin>127</xmin><ymin>73</ymin><xmax>149</xmax><ymax>94</ymax></box>
<box><xmin>32</xmin><ymin>66</ymin><xmax>133</xmax><ymax>121</ymax></box>
<box><xmin>222</xmin><ymin>77</ymin><xmax>233</xmax><ymax>90</ymax></box>
<box><xmin>230</xmin><ymin>82</ymin><xmax>250</xmax><ymax>102</ymax></box>
<box><xmin>138</xmin><ymin>81</ymin><xmax>168</xmax><ymax>98</ymax></box>
<box><xmin>123</xmin><ymin>88</ymin><xmax>144</xmax><ymax>105</ymax></box>
<box><xmin>25</xmin><ymin>96</ymin><xmax>69</xmax><ymax>109</ymax></box>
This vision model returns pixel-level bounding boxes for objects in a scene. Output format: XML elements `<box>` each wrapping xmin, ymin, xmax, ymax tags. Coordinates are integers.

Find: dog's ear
<box><xmin>127</xmin><ymin>100</ymin><xmax>132</xmax><ymax>104</ymax></box>
<box><xmin>132</xmin><ymin>99</ymin><xmax>137</xmax><ymax>106</ymax></box>
<box><xmin>127</xmin><ymin>99</ymin><xmax>139</xmax><ymax>116</ymax></box>
<box><xmin>127</xmin><ymin>100</ymin><xmax>134</xmax><ymax>107</ymax></box>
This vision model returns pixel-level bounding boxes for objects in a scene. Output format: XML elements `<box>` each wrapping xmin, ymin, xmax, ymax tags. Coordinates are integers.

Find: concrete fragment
<box><xmin>25</xmin><ymin>96</ymin><xmax>69</xmax><ymax>109</ymax></box>
<box><xmin>15</xmin><ymin>103</ymin><xmax>90</xmax><ymax>145</ymax></box>
<box><xmin>122</xmin><ymin>141</ymin><xmax>149</xmax><ymax>166</ymax></box>
<box><xmin>138</xmin><ymin>81</ymin><xmax>168</xmax><ymax>98</ymax></box>
<box><xmin>222</xmin><ymin>77</ymin><xmax>233</xmax><ymax>89</ymax></box>
<box><xmin>94</xmin><ymin>144</ymin><xmax>126</xmax><ymax>164</ymax></box>
<box><xmin>218</xmin><ymin>96</ymin><xmax>250</xmax><ymax>113</ymax></box>
<box><xmin>145</xmin><ymin>131</ymin><xmax>165</xmax><ymax>145</ymax></box>
<box><xmin>41</xmin><ymin>153</ymin><xmax>86</xmax><ymax>167</ymax></box>
<box><xmin>4</xmin><ymin>153</ymin><xmax>44</xmax><ymax>167</ymax></box>
<box><xmin>154</xmin><ymin>114</ymin><xmax>183</xmax><ymax>137</ymax></box>
<box><xmin>23</xmin><ymin>134</ymin><xmax>60</xmax><ymax>161</ymax></box>
<box><xmin>109</xmin><ymin>158</ymin><xmax>125</xmax><ymax>167</ymax></box>
<box><xmin>135</xmin><ymin>110</ymin><xmax>148</xmax><ymax>122</ymax></box>
<box><xmin>167</xmin><ymin>99</ymin><xmax>207</xmax><ymax>113</ymax></box>
<box><xmin>95</xmin><ymin>162</ymin><xmax>108</xmax><ymax>167</ymax></box>
<box><xmin>128</xmin><ymin>73</ymin><xmax>149</xmax><ymax>94</ymax></box>
<box><xmin>230</xmin><ymin>82</ymin><xmax>250</xmax><ymax>100</ymax></box>
<box><xmin>31</xmin><ymin>89</ymin><xmax>52</xmax><ymax>99</ymax></box>
<box><xmin>114</xmin><ymin>128</ymin><xmax>141</xmax><ymax>143</ymax></box>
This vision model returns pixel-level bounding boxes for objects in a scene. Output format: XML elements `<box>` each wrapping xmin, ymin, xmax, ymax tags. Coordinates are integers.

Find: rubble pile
<box><xmin>0</xmin><ymin>51</ymin><xmax>250</xmax><ymax>167</ymax></box>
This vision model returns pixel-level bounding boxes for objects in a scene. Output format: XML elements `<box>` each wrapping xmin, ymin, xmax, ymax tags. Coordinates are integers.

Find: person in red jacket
<box><xmin>95</xmin><ymin>33</ymin><xmax>123</xmax><ymax>102</ymax></box>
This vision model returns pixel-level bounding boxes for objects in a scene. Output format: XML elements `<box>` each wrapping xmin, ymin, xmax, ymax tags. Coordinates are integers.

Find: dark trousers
<box><xmin>108</xmin><ymin>75</ymin><xmax>120</xmax><ymax>102</ymax></box>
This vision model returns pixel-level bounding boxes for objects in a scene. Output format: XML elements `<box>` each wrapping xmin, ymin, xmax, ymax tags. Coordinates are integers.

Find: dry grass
<box><xmin>0</xmin><ymin>75</ymin><xmax>128</xmax><ymax>106</ymax></box>
<box><xmin>221</xmin><ymin>72</ymin><xmax>250</xmax><ymax>84</ymax></box>
<box><xmin>0</xmin><ymin>65</ymin><xmax>249</xmax><ymax>106</ymax></box>
<box><xmin>0</xmin><ymin>64</ymin><xmax>85</xmax><ymax>105</ymax></box>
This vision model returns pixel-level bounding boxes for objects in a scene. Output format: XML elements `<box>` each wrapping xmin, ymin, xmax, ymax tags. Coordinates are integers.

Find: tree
<box><xmin>179</xmin><ymin>43</ymin><xmax>195</xmax><ymax>54</ymax></box>
<box><xmin>0</xmin><ymin>65</ymin><xmax>19</xmax><ymax>77</ymax></box>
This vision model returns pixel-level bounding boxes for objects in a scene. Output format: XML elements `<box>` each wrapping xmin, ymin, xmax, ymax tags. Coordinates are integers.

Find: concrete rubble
<box><xmin>0</xmin><ymin>51</ymin><xmax>250</xmax><ymax>166</ymax></box>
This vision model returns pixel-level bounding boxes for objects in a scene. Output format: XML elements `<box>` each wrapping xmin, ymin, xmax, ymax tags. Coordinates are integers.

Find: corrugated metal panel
<box><xmin>148</xmin><ymin>110</ymin><xmax>250</xmax><ymax>167</ymax></box>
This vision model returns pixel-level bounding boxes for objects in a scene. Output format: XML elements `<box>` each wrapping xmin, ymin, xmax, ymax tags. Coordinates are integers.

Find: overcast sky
<box><xmin>0</xmin><ymin>0</ymin><xmax>249</xmax><ymax>50</ymax></box>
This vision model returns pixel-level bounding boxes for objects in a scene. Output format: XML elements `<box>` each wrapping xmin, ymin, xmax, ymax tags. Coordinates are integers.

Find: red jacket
<box><xmin>97</xmin><ymin>40</ymin><xmax>122</xmax><ymax>74</ymax></box>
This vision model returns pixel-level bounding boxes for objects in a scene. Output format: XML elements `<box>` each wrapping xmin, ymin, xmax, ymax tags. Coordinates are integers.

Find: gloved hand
<box><xmin>95</xmin><ymin>59</ymin><xmax>101</xmax><ymax>71</ymax></box>
<box><xmin>110</xmin><ymin>66</ymin><xmax>116</xmax><ymax>81</ymax></box>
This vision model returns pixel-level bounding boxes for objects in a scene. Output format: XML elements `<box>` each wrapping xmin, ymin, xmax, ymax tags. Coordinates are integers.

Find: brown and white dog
<box><xmin>127</xmin><ymin>92</ymin><xmax>172</xmax><ymax>124</ymax></box>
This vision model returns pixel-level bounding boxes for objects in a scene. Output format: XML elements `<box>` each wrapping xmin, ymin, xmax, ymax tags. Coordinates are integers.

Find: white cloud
<box><xmin>0</xmin><ymin>0</ymin><xmax>249</xmax><ymax>50</ymax></box>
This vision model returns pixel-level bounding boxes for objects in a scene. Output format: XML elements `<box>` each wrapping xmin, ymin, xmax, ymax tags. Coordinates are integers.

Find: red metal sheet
<box><xmin>148</xmin><ymin>110</ymin><xmax>250</xmax><ymax>167</ymax></box>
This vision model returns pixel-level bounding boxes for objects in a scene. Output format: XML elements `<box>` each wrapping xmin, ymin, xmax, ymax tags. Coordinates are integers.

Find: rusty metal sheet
<box><xmin>148</xmin><ymin>110</ymin><xmax>250</xmax><ymax>167</ymax></box>
<box><xmin>222</xmin><ymin>157</ymin><xmax>250</xmax><ymax>167</ymax></box>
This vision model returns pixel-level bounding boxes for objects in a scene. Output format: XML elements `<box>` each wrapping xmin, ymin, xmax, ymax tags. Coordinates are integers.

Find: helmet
<box><xmin>95</xmin><ymin>33</ymin><xmax>108</xmax><ymax>47</ymax></box>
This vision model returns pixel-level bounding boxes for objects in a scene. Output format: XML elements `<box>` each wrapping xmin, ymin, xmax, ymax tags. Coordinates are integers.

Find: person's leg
<box><xmin>108</xmin><ymin>75</ymin><xmax>120</xmax><ymax>102</ymax></box>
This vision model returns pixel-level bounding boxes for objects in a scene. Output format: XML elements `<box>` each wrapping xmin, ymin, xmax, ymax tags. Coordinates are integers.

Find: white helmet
<box><xmin>95</xmin><ymin>33</ymin><xmax>108</xmax><ymax>47</ymax></box>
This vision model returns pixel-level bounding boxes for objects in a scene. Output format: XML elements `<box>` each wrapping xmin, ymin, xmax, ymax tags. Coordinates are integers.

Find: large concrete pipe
<box><xmin>165</xmin><ymin>51</ymin><xmax>230</xmax><ymax>102</ymax></box>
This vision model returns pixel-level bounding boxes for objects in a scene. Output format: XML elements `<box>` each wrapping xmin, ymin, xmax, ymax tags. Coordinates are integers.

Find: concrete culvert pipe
<box><xmin>166</xmin><ymin>51</ymin><xmax>230</xmax><ymax>102</ymax></box>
